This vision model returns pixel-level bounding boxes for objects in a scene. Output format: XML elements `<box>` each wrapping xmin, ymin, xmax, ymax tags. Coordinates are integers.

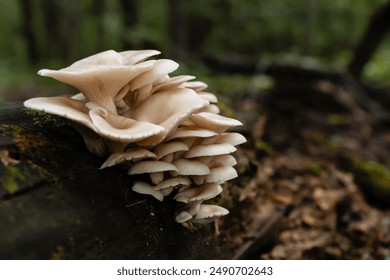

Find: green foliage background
<box><xmin>0</xmin><ymin>0</ymin><xmax>389</xmax><ymax>100</ymax></box>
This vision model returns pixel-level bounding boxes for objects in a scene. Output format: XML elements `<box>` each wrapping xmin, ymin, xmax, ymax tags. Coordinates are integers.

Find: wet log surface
<box><xmin>0</xmin><ymin>102</ymin><xmax>218</xmax><ymax>259</ymax></box>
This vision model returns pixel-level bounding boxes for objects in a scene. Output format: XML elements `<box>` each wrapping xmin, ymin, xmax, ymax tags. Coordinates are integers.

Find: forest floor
<box><xmin>218</xmin><ymin>76</ymin><xmax>390</xmax><ymax>259</ymax></box>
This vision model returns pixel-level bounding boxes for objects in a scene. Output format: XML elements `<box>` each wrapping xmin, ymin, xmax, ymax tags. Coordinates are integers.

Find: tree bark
<box><xmin>348</xmin><ymin>1</ymin><xmax>390</xmax><ymax>79</ymax></box>
<box><xmin>18</xmin><ymin>0</ymin><xmax>39</xmax><ymax>64</ymax></box>
<box><xmin>120</xmin><ymin>0</ymin><xmax>138</xmax><ymax>50</ymax></box>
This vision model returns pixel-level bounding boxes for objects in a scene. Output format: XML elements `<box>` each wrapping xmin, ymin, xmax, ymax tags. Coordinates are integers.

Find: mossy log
<box><xmin>0</xmin><ymin>102</ymin><xmax>218</xmax><ymax>259</ymax></box>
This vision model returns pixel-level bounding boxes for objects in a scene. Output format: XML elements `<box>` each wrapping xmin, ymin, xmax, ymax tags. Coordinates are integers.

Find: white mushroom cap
<box><xmin>132</xmin><ymin>88</ymin><xmax>209</xmax><ymax>146</ymax></box>
<box><xmin>88</xmin><ymin>106</ymin><xmax>164</xmax><ymax>142</ymax></box>
<box><xmin>24</xmin><ymin>96</ymin><xmax>93</xmax><ymax>130</ymax></box>
<box><xmin>213</xmin><ymin>132</ymin><xmax>247</xmax><ymax>146</ymax></box>
<box><xmin>128</xmin><ymin>160</ymin><xmax>178</xmax><ymax>175</ymax></box>
<box><xmin>182</xmin><ymin>81</ymin><xmax>208</xmax><ymax>92</ymax></box>
<box><xmin>175</xmin><ymin>211</ymin><xmax>193</xmax><ymax>223</ymax></box>
<box><xmin>184</xmin><ymin>143</ymin><xmax>236</xmax><ymax>158</ymax></box>
<box><xmin>190</xmin><ymin>112</ymin><xmax>243</xmax><ymax>133</ymax></box>
<box><xmin>119</xmin><ymin>49</ymin><xmax>161</xmax><ymax>65</ymax></box>
<box><xmin>205</xmin><ymin>165</ymin><xmax>238</xmax><ymax>183</ymax></box>
<box><xmin>132</xmin><ymin>181</ymin><xmax>163</xmax><ymax>201</ymax></box>
<box><xmin>152</xmin><ymin>75</ymin><xmax>196</xmax><ymax>94</ymax></box>
<box><xmin>174</xmin><ymin>183</ymin><xmax>222</xmax><ymax>203</ymax></box>
<box><xmin>167</xmin><ymin>127</ymin><xmax>218</xmax><ymax>140</ymax></box>
<box><xmin>201</xmin><ymin>154</ymin><xmax>237</xmax><ymax>167</ymax></box>
<box><xmin>201</xmin><ymin>104</ymin><xmax>220</xmax><ymax>114</ymax></box>
<box><xmin>153</xmin><ymin>177</ymin><xmax>191</xmax><ymax>190</ymax></box>
<box><xmin>197</xmin><ymin>92</ymin><xmax>218</xmax><ymax>103</ymax></box>
<box><xmin>129</xmin><ymin>59</ymin><xmax>179</xmax><ymax>91</ymax></box>
<box><xmin>100</xmin><ymin>148</ymin><xmax>157</xmax><ymax>169</ymax></box>
<box><xmin>38</xmin><ymin>51</ymin><xmax>154</xmax><ymax>114</ymax></box>
<box><xmin>172</xmin><ymin>159</ymin><xmax>210</xmax><ymax>176</ymax></box>
<box><xmin>153</xmin><ymin>141</ymin><xmax>189</xmax><ymax>160</ymax></box>
<box><xmin>191</xmin><ymin>204</ymin><xmax>229</xmax><ymax>224</ymax></box>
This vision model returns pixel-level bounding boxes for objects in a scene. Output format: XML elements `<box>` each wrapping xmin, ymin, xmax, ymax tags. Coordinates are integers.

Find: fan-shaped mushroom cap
<box><xmin>205</xmin><ymin>165</ymin><xmax>238</xmax><ymax>183</ymax></box>
<box><xmin>190</xmin><ymin>112</ymin><xmax>243</xmax><ymax>133</ymax></box>
<box><xmin>167</xmin><ymin>127</ymin><xmax>218</xmax><ymax>140</ymax></box>
<box><xmin>132</xmin><ymin>88</ymin><xmax>209</xmax><ymax>146</ymax></box>
<box><xmin>200</xmin><ymin>132</ymin><xmax>247</xmax><ymax>146</ymax></box>
<box><xmin>174</xmin><ymin>183</ymin><xmax>222</xmax><ymax>203</ymax></box>
<box><xmin>175</xmin><ymin>211</ymin><xmax>192</xmax><ymax>223</ymax></box>
<box><xmin>172</xmin><ymin>159</ymin><xmax>210</xmax><ymax>176</ymax></box>
<box><xmin>198</xmin><ymin>92</ymin><xmax>218</xmax><ymax>103</ymax></box>
<box><xmin>202</xmin><ymin>154</ymin><xmax>237</xmax><ymax>167</ymax></box>
<box><xmin>88</xmin><ymin>106</ymin><xmax>164</xmax><ymax>142</ymax></box>
<box><xmin>191</xmin><ymin>204</ymin><xmax>229</xmax><ymax>224</ymax></box>
<box><xmin>153</xmin><ymin>177</ymin><xmax>191</xmax><ymax>190</ymax></box>
<box><xmin>119</xmin><ymin>49</ymin><xmax>160</xmax><ymax>65</ymax></box>
<box><xmin>100</xmin><ymin>148</ymin><xmax>157</xmax><ymax>169</ymax></box>
<box><xmin>24</xmin><ymin>96</ymin><xmax>93</xmax><ymax>129</ymax></box>
<box><xmin>183</xmin><ymin>81</ymin><xmax>208</xmax><ymax>92</ymax></box>
<box><xmin>132</xmin><ymin>181</ymin><xmax>163</xmax><ymax>201</ymax></box>
<box><xmin>184</xmin><ymin>143</ymin><xmax>236</xmax><ymax>158</ymax></box>
<box><xmin>153</xmin><ymin>141</ymin><xmax>189</xmax><ymax>160</ymax></box>
<box><xmin>201</xmin><ymin>104</ymin><xmax>220</xmax><ymax>114</ymax></box>
<box><xmin>152</xmin><ymin>75</ymin><xmax>195</xmax><ymax>93</ymax></box>
<box><xmin>129</xmin><ymin>59</ymin><xmax>179</xmax><ymax>90</ymax></box>
<box><xmin>38</xmin><ymin>50</ymin><xmax>155</xmax><ymax>114</ymax></box>
<box><xmin>128</xmin><ymin>160</ymin><xmax>178</xmax><ymax>175</ymax></box>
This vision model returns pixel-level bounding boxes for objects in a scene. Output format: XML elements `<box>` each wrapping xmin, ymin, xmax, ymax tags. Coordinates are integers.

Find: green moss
<box><xmin>327</xmin><ymin>114</ymin><xmax>347</xmax><ymax>125</ymax></box>
<box><xmin>308</xmin><ymin>163</ymin><xmax>322</xmax><ymax>176</ymax></box>
<box><xmin>354</xmin><ymin>160</ymin><xmax>390</xmax><ymax>205</ymax></box>
<box><xmin>255</xmin><ymin>139</ymin><xmax>273</xmax><ymax>154</ymax></box>
<box><xmin>25</xmin><ymin>109</ymin><xmax>65</xmax><ymax>129</ymax></box>
<box><xmin>2</xmin><ymin>165</ymin><xmax>25</xmax><ymax>194</ymax></box>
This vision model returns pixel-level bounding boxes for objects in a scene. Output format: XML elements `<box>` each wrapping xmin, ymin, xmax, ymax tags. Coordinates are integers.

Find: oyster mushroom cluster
<box><xmin>24</xmin><ymin>50</ymin><xmax>246</xmax><ymax>225</ymax></box>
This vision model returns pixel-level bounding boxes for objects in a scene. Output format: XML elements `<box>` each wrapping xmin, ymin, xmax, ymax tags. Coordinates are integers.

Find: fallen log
<box><xmin>0</xmin><ymin>102</ymin><xmax>217</xmax><ymax>259</ymax></box>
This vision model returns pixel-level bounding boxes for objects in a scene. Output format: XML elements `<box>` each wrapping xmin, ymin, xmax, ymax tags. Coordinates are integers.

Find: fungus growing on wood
<box><xmin>24</xmin><ymin>49</ymin><xmax>246</xmax><ymax>227</ymax></box>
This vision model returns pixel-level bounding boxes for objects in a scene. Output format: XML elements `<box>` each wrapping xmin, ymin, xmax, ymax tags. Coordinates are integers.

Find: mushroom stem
<box><xmin>73</xmin><ymin>123</ymin><xmax>107</xmax><ymax>157</ymax></box>
<box><xmin>150</xmin><ymin>172</ymin><xmax>164</xmax><ymax>185</ymax></box>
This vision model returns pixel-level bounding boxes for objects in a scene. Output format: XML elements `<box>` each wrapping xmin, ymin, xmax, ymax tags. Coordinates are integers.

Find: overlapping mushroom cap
<box><xmin>24</xmin><ymin>49</ymin><xmax>246</xmax><ymax>225</ymax></box>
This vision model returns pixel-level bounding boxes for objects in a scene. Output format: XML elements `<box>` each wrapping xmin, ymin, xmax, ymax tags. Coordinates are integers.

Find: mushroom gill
<box><xmin>24</xmin><ymin>49</ymin><xmax>246</xmax><ymax>226</ymax></box>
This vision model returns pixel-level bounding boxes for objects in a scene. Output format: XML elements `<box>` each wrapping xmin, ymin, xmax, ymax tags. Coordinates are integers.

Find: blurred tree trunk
<box><xmin>168</xmin><ymin>0</ymin><xmax>186</xmax><ymax>61</ymax></box>
<box><xmin>120</xmin><ymin>0</ymin><xmax>138</xmax><ymax>50</ymax></box>
<box><xmin>91</xmin><ymin>0</ymin><xmax>106</xmax><ymax>51</ymax></box>
<box><xmin>19</xmin><ymin>0</ymin><xmax>39</xmax><ymax>64</ymax></box>
<box><xmin>41</xmin><ymin>0</ymin><xmax>62</xmax><ymax>59</ymax></box>
<box><xmin>348</xmin><ymin>1</ymin><xmax>390</xmax><ymax>79</ymax></box>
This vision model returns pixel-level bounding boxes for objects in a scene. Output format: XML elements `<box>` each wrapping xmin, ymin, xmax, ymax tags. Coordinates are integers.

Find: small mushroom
<box><xmin>197</xmin><ymin>92</ymin><xmax>218</xmax><ymax>103</ymax></box>
<box><xmin>191</xmin><ymin>204</ymin><xmax>229</xmax><ymax>224</ymax></box>
<box><xmin>152</xmin><ymin>75</ymin><xmax>196</xmax><ymax>94</ymax></box>
<box><xmin>128</xmin><ymin>160</ymin><xmax>178</xmax><ymax>185</ymax></box>
<box><xmin>153</xmin><ymin>177</ymin><xmax>191</xmax><ymax>190</ymax></box>
<box><xmin>184</xmin><ymin>143</ymin><xmax>236</xmax><ymax>158</ymax></box>
<box><xmin>172</xmin><ymin>159</ymin><xmax>210</xmax><ymax>176</ymax></box>
<box><xmin>206</xmin><ymin>132</ymin><xmax>247</xmax><ymax>146</ymax></box>
<box><xmin>100</xmin><ymin>148</ymin><xmax>157</xmax><ymax>169</ymax></box>
<box><xmin>205</xmin><ymin>165</ymin><xmax>238</xmax><ymax>183</ymax></box>
<box><xmin>153</xmin><ymin>141</ymin><xmax>189</xmax><ymax>161</ymax></box>
<box><xmin>190</xmin><ymin>112</ymin><xmax>243</xmax><ymax>133</ymax></box>
<box><xmin>174</xmin><ymin>183</ymin><xmax>222</xmax><ymax>203</ymax></box>
<box><xmin>132</xmin><ymin>181</ymin><xmax>163</xmax><ymax>201</ymax></box>
<box><xmin>175</xmin><ymin>211</ymin><xmax>193</xmax><ymax>223</ymax></box>
<box><xmin>182</xmin><ymin>81</ymin><xmax>208</xmax><ymax>92</ymax></box>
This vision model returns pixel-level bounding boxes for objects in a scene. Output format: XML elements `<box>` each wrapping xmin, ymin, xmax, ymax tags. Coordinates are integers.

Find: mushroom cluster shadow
<box><xmin>24</xmin><ymin>50</ymin><xmax>246</xmax><ymax>225</ymax></box>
